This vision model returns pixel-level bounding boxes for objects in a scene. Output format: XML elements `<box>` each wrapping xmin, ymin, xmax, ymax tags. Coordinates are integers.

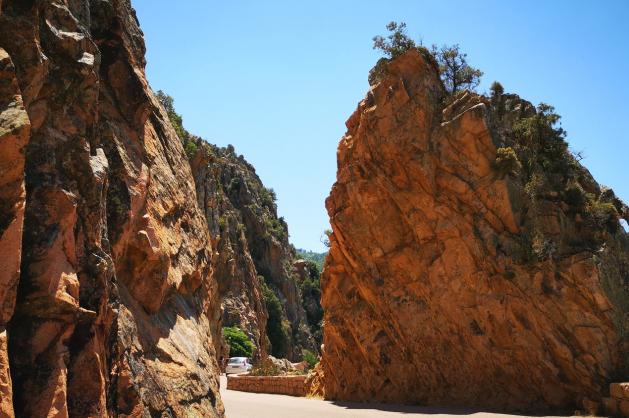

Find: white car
<box><xmin>226</xmin><ymin>357</ymin><xmax>252</xmax><ymax>375</ymax></box>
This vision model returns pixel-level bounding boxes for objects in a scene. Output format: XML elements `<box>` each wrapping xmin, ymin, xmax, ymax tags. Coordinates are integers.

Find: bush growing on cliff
<box><xmin>564</xmin><ymin>182</ymin><xmax>587</xmax><ymax>209</ymax></box>
<box><xmin>431</xmin><ymin>44</ymin><xmax>483</xmax><ymax>95</ymax></box>
<box><xmin>490</xmin><ymin>81</ymin><xmax>504</xmax><ymax>98</ymax></box>
<box><xmin>156</xmin><ymin>90</ymin><xmax>198</xmax><ymax>159</ymax></box>
<box><xmin>321</xmin><ymin>229</ymin><xmax>332</xmax><ymax>248</ymax></box>
<box><xmin>494</xmin><ymin>147</ymin><xmax>521</xmax><ymax>177</ymax></box>
<box><xmin>223</xmin><ymin>326</ymin><xmax>255</xmax><ymax>358</ymax></box>
<box><xmin>513</xmin><ymin>103</ymin><xmax>572</xmax><ymax>181</ymax></box>
<box><xmin>259</xmin><ymin>187</ymin><xmax>277</xmax><ymax>209</ymax></box>
<box><xmin>514</xmin><ymin>103</ymin><xmax>565</xmax><ymax>148</ymax></box>
<box><xmin>490</xmin><ymin>81</ymin><xmax>505</xmax><ymax>111</ymax></box>
<box><xmin>372</xmin><ymin>21</ymin><xmax>416</xmax><ymax>58</ymax></box>
<box><xmin>264</xmin><ymin>216</ymin><xmax>288</xmax><ymax>241</ymax></box>
<box><xmin>372</xmin><ymin>23</ymin><xmax>483</xmax><ymax>95</ymax></box>
<box><xmin>299</xmin><ymin>261</ymin><xmax>323</xmax><ymax>345</ymax></box>
<box><xmin>260</xmin><ymin>276</ymin><xmax>290</xmax><ymax>358</ymax></box>
<box><xmin>587</xmin><ymin>198</ymin><xmax>620</xmax><ymax>233</ymax></box>
<box><xmin>302</xmin><ymin>349</ymin><xmax>319</xmax><ymax>369</ymax></box>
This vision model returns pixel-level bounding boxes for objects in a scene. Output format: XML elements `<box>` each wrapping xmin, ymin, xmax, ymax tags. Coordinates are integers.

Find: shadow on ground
<box><xmin>331</xmin><ymin>401</ymin><xmax>573</xmax><ymax>417</ymax></box>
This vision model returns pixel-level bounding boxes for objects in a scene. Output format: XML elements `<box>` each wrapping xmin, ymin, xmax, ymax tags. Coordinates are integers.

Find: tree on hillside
<box><xmin>372</xmin><ymin>21</ymin><xmax>417</xmax><ymax>58</ymax></box>
<box><xmin>223</xmin><ymin>326</ymin><xmax>255</xmax><ymax>358</ymax></box>
<box><xmin>156</xmin><ymin>90</ymin><xmax>189</xmax><ymax>141</ymax></box>
<box><xmin>431</xmin><ymin>44</ymin><xmax>483</xmax><ymax>95</ymax></box>
<box><xmin>490</xmin><ymin>81</ymin><xmax>505</xmax><ymax>112</ymax></box>
<box><xmin>490</xmin><ymin>81</ymin><xmax>504</xmax><ymax>98</ymax></box>
<box><xmin>156</xmin><ymin>90</ymin><xmax>198</xmax><ymax>158</ymax></box>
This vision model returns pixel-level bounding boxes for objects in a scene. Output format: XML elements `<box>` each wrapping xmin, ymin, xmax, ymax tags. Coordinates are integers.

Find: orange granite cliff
<box><xmin>0</xmin><ymin>1</ymin><xmax>223</xmax><ymax>416</ymax></box>
<box><xmin>321</xmin><ymin>48</ymin><xmax>629</xmax><ymax>414</ymax></box>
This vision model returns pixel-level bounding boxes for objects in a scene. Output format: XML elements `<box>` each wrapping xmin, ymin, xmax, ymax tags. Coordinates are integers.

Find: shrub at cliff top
<box><xmin>372</xmin><ymin>21</ymin><xmax>416</xmax><ymax>58</ymax></box>
<box><xmin>223</xmin><ymin>326</ymin><xmax>255</xmax><ymax>358</ymax></box>
<box><xmin>372</xmin><ymin>21</ymin><xmax>483</xmax><ymax>95</ymax></box>
<box><xmin>156</xmin><ymin>90</ymin><xmax>198</xmax><ymax>158</ymax></box>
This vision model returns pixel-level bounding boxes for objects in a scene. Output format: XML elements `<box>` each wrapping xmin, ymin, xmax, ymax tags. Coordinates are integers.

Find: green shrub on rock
<box><xmin>587</xmin><ymin>199</ymin><xmax>620</xmax><ymax>233</ymax></box>
<box><xmin>564</xmin><ymin>182</ymin><xmax>587</xmax><ymax>209</ymax></box>
<box><xmin>302</xmin><ymin>349</ymin><xmax>319</xmax><ymax>369</ymax></box>
<box><xmin>494</xmin><ymin>147</ymin><xmax>521</xmax><ymax>177</ymax></box>
<box><xmin>260</xmin><ymin>276</ymin><xmax>290</xmax><ymax>358</ymax></box>
<box><xmin>372</xmin><ymin>21</ymin><xmax>416</xmax><ymax>59</ymax></box>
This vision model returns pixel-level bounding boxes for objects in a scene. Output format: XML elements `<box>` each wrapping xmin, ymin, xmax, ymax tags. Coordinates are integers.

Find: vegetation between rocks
<box><xmin>260</xmin><ymin>276</ymin><xmax>291</xmax><ymax>358</ymax></box>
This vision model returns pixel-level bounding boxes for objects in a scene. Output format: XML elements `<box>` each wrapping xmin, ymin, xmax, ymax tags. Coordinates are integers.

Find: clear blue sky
<box><xmin>133</xmin><ymin>0</ymin><xmax>628</xmax><ymax>252</ymax></box>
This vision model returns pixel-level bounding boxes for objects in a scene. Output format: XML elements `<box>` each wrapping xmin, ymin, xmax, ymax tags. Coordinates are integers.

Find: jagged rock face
<box><xmin>293</xmin><ymin>259</ymin><xmax>324</xmax><ymax>347</ymax></box>
<box><xmin>321</xmin><ymin>49</ymin><xmax>629</xmax><ymax>413</ymax></box>
<box><xmin>191</xmin><ymin>142</ymin><xmax>315</xmax><ymax>360</ymax></box>
<box><xmin>191</xmin><ymin>144</ymin><xmax>269</xmax><ymax>357</ymax></box>
<box><xmin>0</xmin><ymin>1</ymin><xmax>223</xmax><ymax>417</ymax></box>
<box><xmin>0</xmin><ymin>46</ymin><xmax>30</xmax><ymax>418</ymax></box>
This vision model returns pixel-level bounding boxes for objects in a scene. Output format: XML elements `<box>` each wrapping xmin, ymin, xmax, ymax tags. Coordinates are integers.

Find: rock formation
<box><xmin>0</xmin><ymin>1</ymin><xmax>223</xmax><ymax>416</ymax></box>
<box><xmin>321</xmin><ymin>48</ymin><xmax>629</xmax><ymax>413</ymax></box>
<box><xmin>0</xmin><ymin>45</ymin><xmax>30</xmax><ymax>418</ymax></box>
<box><xmin>292</xmin><ymin>259</ymin><xmax>324</xmax><ymax>347</ymax></box>
<box><xmin>190</xmin><ymin>140</ymin><xmax>316</xmax><ymax>360</ymax></box>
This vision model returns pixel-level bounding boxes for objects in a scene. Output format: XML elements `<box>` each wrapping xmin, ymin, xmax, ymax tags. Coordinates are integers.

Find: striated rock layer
<box><xmin>191</xmin><ymin>141</ymin><xmax>315</xmax><ymax>360</ymax></box>
<box><xmin>321</xmin><ymin>49</ymin><xmax>629</xmax><ymax>413</ymax></box>
<box><xmin>0</xmin><ymin>1</ymin><xmax>223</xmax><ymax>416</ymax></box>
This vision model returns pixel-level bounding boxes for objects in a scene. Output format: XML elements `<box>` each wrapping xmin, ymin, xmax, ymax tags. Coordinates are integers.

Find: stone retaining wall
<box><xmin>603</xmin><ymin>383</ymin><xmax>629</xmax><ymax>417</ymax></box>
<box><xmin>226</xmin><ymin>375</ymin><xmax>307</xmax><ymax>397</ymax></box>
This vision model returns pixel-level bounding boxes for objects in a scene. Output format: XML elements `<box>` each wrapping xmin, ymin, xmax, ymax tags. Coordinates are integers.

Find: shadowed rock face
<box><xmin>0</xmin><ymin>46</ymin><xmax>30</xmax><ymax>418</ymax></box>
<box><xmin>0</xmin><ymin>1</ymin><xmax>223</xmax><ymax>416</ymax></box>
<box><xmin>191</xmin><ymin>142</ymin><xmax>315</xmax><ymax>361</ymax></box>
<box><xmin>191</xmin><ymin>144</ymin><xmax>269</xmax><ymax>358</ymax></box>
<box><xmin>321</xmin><ymin>49</ymin><xmax>629</xmax><ymax>413</ymax></box>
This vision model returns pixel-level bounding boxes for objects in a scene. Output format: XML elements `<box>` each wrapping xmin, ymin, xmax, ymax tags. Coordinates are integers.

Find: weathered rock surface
<box><xmin>0</xmin><ymin>1</ymin><xmax>223</xmax><ymax>416</ymax></box>
<box><xmin>191</xmin><ymin>141</ymin><xmax>315</xmax><ymax>360</ymax></box>
<box><xmin>321</xmin><ymin>49</ymin><xmax>629</xmax><ymax>413</ymax></box>
<box><xmin>0</xmin><ymin>45</ymin><xmax>30</xmax><ymax>418</ymax></box>
<box><xmin>292</xmin><ymin>258</ymin><xmax>324</xmax><ymax>347</ymax></box>
<box><xmin>191</xmin><ymin>143</ymin><xmax>269</xmax><ymax>357</ymax></box>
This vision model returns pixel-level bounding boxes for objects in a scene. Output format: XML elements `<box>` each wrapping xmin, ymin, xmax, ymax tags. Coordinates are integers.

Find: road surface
<box><xmin>220</xmin><ymin>376</ymin><xmax>581</xmax><ymax>418</ymax></box>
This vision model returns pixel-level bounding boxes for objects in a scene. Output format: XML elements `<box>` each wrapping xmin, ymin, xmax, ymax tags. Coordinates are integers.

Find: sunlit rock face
<box><xmin>0</xmin><ymin>1</ymin><xmax>223</xmax><ymax>416</ymax></box>
<box><xmin>0</xmin><ymin>45</ymin><xmax>30</xmax><ymax>418</ymax></box>
<box><xmin>321</xmin><ymin>49</ymin><xmax>629</xmax><ymax>414</ymax></box>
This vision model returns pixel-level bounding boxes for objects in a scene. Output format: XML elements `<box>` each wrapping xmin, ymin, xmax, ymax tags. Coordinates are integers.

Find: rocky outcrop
<box><xmin>190</xmin><ymin>143</ymin><xmax>269</xmax><ymax>357</ymax></box>
<box><xmin>0</xmin><ymin>46</ymin><xmax>30</xmax><ymax>418</ymax></box>
<box><xmin>191</xmin><ymin>141</ymin><xmax>315</xmax><ymax>360</ymax></box>
<box><xmin>321</xmin><ymin>49</ymin><xmax>629</xmax><ymax>413</ymax></box>
<box><xmin>0</xmin><ymin>1</ymin><xmax>223</xmax><ymax>416</ymax></box>
<box><xmin>293</xmin><ymin>259</ymin><xmax>324</xmax><ymax>346</ymax></box>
